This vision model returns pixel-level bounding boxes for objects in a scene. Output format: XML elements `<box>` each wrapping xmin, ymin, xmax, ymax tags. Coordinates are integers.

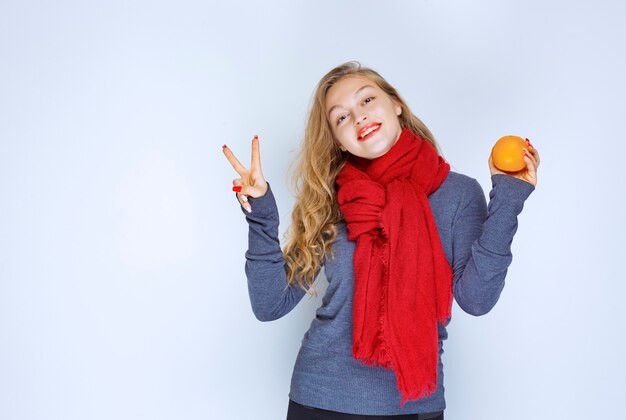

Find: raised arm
<box><xmin>222</xmin><ymin>136</ymin><xmax>308</xmax><ymax>321</ymax></box>
<box><xmin>451</xmin><ymin>174</ymin><xmax>535</xmax><ymax>316</ymax></box>
<box><xmin>236</xmin><ymin>182</ymin><xmax>308</xmax><ymax>321</ymax></box>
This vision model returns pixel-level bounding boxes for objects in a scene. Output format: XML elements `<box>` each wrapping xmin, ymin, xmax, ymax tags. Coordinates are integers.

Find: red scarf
<box><xmin>335</xmin><ymin>126</ymin><xmax>453</xmax><ymax>406</ymax></box>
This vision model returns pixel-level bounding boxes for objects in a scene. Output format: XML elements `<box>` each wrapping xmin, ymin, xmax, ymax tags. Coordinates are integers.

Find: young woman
<box><xmin>222</xmin><ymin>61</ymin><xmax>540</xmax><ymax>419</ymax></box>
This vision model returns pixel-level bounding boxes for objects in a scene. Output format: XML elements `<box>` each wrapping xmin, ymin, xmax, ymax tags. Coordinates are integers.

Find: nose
<box><xmin>355</xmin><ymin>113</ymin><xmax>367</xmax><ymax>126</ymax></box>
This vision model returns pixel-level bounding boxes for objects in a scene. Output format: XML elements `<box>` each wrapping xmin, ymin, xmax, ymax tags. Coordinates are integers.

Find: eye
<box><xmin>336</xmin><ymin>97</ymin><xmax>375</xmax><ymax>125</ymax></box>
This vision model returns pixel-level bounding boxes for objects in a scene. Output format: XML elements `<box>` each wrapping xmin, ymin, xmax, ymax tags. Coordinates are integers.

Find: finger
<box><xmin>231</xmin><ymin>179</ymin><xmax>250</xmax><ymax>209</ymax></box>
<box><xmin>232</xmin><ymin>180</ymin><xmax>250</xmax><ymax>204</ymax></box>
<box><xmin>236</xmin><ymin>192</ymin><xmax>252</xmax><ymax>213</ymax></box>
<box><xmin>523</xmin><ymin>147</ymin><xmax>537</xmax><ymax>166</ymax></box>
<box><xmin>237</xmin><ymin>192</ymin><xmax>248</xmax><ymax>203</ymax></box>
<box><xmin>251</xmin><ymin>135</ymin><xmax>262</xmax><ymax>172</ymax></box>
<box><xmin>222</xmin><ymin>145</ymin><xmax>248</xmax><ymax>176</ymax></box>
<box><xmin>523</xmin><ymin>149</ymin><xmax>536</xmax><ymax>174</ymax></box>
<box><xmin>232</xmin><ymin>182</ymin><xmax>244</xmax><ymax>195</ymax></box>
<box><xmin>238</xmin><ymin>184</ymin><xmax>264</xmax><ymax>199</ymax></box>
<box><xmin>237</xmin><ymin>193</ymin><xmax>252</xmax><ymax>213</ymax></box>
<box><xmin>528</xmin><ymin>148</ymin><xmax>539</xmax><ymax>166</ymax></box>
<box><xmin>525</xmin><ymin>139</ymin><xmax>540</xmax><ymax>164</ymax></box>
<box><xmin>524</xmin><ymin>158</ymin><xmax>537</xmax><ymax>183</ymax></box>
<box><xmin>522</xmin><ymin>147</ymin><xmax>531</xmax><ymax>163</ymax></box>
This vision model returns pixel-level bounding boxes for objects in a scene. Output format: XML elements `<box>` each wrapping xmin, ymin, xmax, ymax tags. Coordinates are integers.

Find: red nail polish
<box><xmin>232</xmin><ymin>186</ymin><xmax>242</xmax><ymax>192</ymax></box>
<box><xmin>222</xmin><ymin>144</ymin><xmax>227</xmax><ymax>149</ymax></box>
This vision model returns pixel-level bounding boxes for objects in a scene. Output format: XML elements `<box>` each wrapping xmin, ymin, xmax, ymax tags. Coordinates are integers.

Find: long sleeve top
<box><xmin>237</xmin><ymin>171</ymin><xmax>535</xmax><ymax>416</ymax></box>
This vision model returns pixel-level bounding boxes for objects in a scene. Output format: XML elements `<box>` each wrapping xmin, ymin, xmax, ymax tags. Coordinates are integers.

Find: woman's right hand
<box><xmin>222</xmin><ymin>134</ymin><xmax>268</xmax><ymax>213</ymax></box>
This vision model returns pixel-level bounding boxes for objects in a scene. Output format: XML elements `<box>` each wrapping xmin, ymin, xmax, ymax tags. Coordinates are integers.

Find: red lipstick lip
<box><xmin>357</xmin><ymin>123</ymin><xmax>382</xmax><ymax>141</ymax></box>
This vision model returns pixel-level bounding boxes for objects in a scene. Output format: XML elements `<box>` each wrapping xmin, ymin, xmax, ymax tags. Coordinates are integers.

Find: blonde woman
<box><xmin>222</xmin><ymin>61</ymin><xmax>539</xmax><ymax>419</ymax></box>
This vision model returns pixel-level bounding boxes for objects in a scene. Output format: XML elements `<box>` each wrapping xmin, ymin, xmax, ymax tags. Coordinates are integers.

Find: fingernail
<box><xmin>254</xmin><ymin>134</ymin><xmax>258</xmax><ymax>139</ymax></box>
<box><xmin>241</xmin><ymin>195</ymin><xmax>248</xmax><ymax>202</ymax></box>
<box><xmin>222</xmin><ymin>144</ymin><xmax>227</xmax><ymax>149</ymax></box>
<box><xmin>245</xmin><ymin>205</ymin><xmax>252</xmax><ymax>213</ymax></box>
<box><xmin>232</xmin><ymin>186</ymin><xmax>242</xmax><ymax>192</ymax></box>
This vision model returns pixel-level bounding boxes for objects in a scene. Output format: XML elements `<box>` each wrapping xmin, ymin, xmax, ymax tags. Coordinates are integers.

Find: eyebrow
<box><xmin>327</xmin><ymin>84</ymin><xmax>375</xmax><ymax>118</ymax></box>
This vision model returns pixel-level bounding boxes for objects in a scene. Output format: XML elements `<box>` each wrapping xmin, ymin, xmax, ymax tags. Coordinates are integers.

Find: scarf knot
<box><xmin>335</xmin><ymin>127</ymin><xmax>453</xmax><ymax>407</ymax></box>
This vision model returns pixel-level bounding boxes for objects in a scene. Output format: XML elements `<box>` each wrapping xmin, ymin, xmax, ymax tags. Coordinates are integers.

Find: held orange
<box><xmin>491</xmin><ymin>135</ymin><xmax>527</xmax><ymax>172</ymax></box>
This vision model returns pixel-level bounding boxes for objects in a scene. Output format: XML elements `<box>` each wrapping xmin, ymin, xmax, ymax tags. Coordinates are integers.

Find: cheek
<box><xmin>338</xmin><ymin>127</ymin><xmax>354</xmax><ymax>144</ymax></box>
<box><xmin>330</xmin><ymin>126</ymin><xmax>345</xmax><ymax>147</ymax></box>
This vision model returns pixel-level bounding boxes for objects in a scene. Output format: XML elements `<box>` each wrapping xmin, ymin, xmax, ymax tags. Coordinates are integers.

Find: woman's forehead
<box><xmin>326</xmin><ymin>76</ymin><xmax>378</xmax><ymax>112</ymax></box>
<box><xmin>329</xmin><ymin>75</ymin><xmax>374</xmax><ymax>95</ymax></box>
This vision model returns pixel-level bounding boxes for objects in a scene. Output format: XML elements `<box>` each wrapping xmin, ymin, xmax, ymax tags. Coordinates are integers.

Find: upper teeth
<box><xmin>360</xmin><ymin>125</ymin><xmax>380</xmax><ymax>138</ymax></box>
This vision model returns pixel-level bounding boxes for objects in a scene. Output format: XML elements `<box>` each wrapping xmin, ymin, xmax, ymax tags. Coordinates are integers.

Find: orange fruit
<box><xmin>491</xmin><ymin>135</ymin><xmax>527</xmax><ymax>172</ymax></box>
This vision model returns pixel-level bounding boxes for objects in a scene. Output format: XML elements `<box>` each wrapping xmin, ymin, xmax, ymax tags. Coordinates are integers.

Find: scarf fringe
<box><xmin>352</xmin><ymin>235</ymin><xmax>395</xmax><ymax>370</ymax></box>
<box><xmin>376</xmin><ymin>233</ymin><xmax>392</xmax><ymax>367</ymax></box>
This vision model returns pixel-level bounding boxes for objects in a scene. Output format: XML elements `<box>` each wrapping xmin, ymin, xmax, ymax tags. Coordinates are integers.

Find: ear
<box><xmin>395</xmin><ymin>103</ymin><xmax>402</xmax><ymax>116</ymax></box>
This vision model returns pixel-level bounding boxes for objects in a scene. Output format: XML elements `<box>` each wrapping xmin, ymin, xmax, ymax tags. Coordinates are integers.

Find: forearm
<box><xmin>453</xmin><ymin>175</ymin><xmax>535</xmax><ymax>316</ymax></box>
<box><xmin>238</xmin><ymin>182</ymin><xmax>307</xmax><ymax>321</ymax></box>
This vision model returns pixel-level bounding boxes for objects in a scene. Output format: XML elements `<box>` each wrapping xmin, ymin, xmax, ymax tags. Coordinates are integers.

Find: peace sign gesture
<box><xmin>222</xmin><ymin>134</ymin><xmax>268</xmax><ymax>213</ymax></box>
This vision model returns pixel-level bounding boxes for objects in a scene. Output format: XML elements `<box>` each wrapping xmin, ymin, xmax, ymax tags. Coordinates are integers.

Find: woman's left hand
<box><xmin>488</xmin><ymin>138</ymin><xmax>540</xmax><ymax>187</ymax></box>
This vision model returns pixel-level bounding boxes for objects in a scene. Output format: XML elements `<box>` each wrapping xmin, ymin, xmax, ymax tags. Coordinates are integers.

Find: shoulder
<box><xmin>436</xmin><ymin>171</ymin><xmax>484</xmax><ymax>202</ymax></box>
<box><xmin>437</xmin><ymin>171</ymin><xmax>487</xmax><ymax>222</ymax></box>
<box><xmin>426</xmin><ymin>171</ymin><xmax>483</xmax><ymax>224</ymax></box>
<box><xmin>443</xmin><ymin>171</ymin><xmax>479</xmax><ymax>189</ymax></box>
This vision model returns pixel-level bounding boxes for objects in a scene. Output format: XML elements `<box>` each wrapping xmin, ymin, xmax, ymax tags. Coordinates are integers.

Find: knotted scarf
<box><xmin>335</xmin><ymin>126</ymin><xmax>453</xmax><ymax>407</ymax></box>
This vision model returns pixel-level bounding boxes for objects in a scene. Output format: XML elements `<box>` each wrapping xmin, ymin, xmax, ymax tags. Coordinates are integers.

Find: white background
<box><xmin>1</xmin><ymin>0</ymin><xmax>624</xmax><ymax>419</ymax></box>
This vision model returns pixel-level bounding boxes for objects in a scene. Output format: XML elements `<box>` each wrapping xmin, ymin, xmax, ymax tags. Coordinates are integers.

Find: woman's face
<box><xmin>325</xmin><ymin>75</ymin><xmax>403</xmax><ymax>160</ymax></box>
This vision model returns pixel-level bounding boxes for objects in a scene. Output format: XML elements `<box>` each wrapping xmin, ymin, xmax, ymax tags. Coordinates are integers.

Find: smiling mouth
<box><xmin>358</xmin><ymin>124</ymin><xmax>381</xmax><ymax>141</ymax></box>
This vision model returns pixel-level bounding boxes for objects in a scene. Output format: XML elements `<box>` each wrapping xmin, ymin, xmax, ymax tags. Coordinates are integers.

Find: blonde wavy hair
<box><xmin>282</xmin><ymin>61</ymin><xmax>447</xmax><ymax>298</ymax></box>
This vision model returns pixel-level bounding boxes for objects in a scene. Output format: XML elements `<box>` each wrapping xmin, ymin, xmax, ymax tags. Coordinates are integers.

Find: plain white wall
<box><xmin>1</xmin><ymin>0</ymin><xmax>624</xmax><ymax>419</ymax></box>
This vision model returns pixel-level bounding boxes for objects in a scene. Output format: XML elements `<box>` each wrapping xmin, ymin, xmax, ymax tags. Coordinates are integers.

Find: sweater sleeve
<box><xmin>236</xmin><ymin>182</ymin><xmax>308</xmax><ymax>321</ymax></box>
<box><xmin>451</xmin><ymin>174</ymin><xmax>535</xmax><ymax>316</ymax></box>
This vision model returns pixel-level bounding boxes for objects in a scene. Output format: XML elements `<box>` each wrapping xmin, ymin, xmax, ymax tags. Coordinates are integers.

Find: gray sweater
<box><xmin>237</xmin><ymin>172</ymin><xmax>535</xmax><ymax>416</ymax></box>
